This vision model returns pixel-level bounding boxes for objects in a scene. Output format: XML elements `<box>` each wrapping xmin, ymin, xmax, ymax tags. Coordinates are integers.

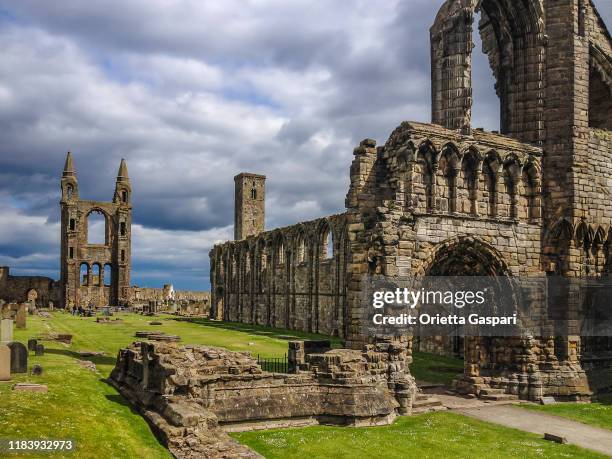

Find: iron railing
<box><xmin>256</xmin><ymin>354</ymin><xmax>288</xmax><ymax>373</ymax></box>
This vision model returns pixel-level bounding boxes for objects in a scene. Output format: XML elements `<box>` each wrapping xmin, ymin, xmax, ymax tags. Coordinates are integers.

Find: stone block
<box><xmin>0</xmin><ymin>344</ymin><xmax>10</xmax><ymax>381</ymax></box>
<box><xmin>13</xmin><ymin>383</ymin><xmax>47</xmax><ymax>393</ymax></box>
<box><xmin>0</xmin><ymin>319</ymin><xmax>13</xmax><ymax>344</ymax></box>
<box><xmin>15</xmin><ymin>304</ymin><xmax>26</xmax><ymax>329</ymax></box>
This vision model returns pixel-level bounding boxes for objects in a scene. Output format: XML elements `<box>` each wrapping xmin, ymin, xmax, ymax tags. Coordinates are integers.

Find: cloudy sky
<box><xmin>0</xmin><ymin>1</ymin><xmax>610</xmax><ymax>291</ymax></box>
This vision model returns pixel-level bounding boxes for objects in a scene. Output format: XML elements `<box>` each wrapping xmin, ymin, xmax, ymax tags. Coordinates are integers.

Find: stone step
<box><xmin>413</xmin><ymin>396</ymin><xmax>443</xmax><ymax>408</ymax></box>
<box><xmin>480</xmin><ymin>393</ymin><xmax>518</xmax><ymax>402</ymax></box>
<box><xmin>480</xmin><ymin>388</ymin><xmax>505</xmax><ymax>396</ymax></box>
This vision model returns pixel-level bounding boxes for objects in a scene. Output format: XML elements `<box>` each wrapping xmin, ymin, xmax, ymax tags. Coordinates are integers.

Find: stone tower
<box><xmin>234</xmin><ymin>173</ymin><xmax>265</xmax><ymax>240</ymax></box>
<box><xmin>60</xmin><ymin>153</ymin><xmax>132</xmax><ymax>308</ymax></box>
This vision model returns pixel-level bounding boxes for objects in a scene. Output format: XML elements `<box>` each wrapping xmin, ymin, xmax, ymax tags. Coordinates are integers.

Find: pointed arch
<box><xmin>482</xmin><ymin>150</ymin><xmax>501</xmax><ymax>217</ymax></box>
<box><xmin>460</xmin><ymin>147</ymin><xmax>481</xmax><ymax>215</ymax></box>
<box><xmin>438</xmin><ymin>143</ymin><xmax>461</xmax><ymax>213</ymax></box>
<box><xmin>416</xmin><ymin>141</ymin><xmax>438</xmax><ymax>212</ymax></box>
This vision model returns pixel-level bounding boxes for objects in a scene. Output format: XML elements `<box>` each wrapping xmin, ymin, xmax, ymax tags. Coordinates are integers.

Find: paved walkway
<box><xmin>453</xmin><ymin>403</ymin><xmax>612</xmax><ymax>456</ymax></box>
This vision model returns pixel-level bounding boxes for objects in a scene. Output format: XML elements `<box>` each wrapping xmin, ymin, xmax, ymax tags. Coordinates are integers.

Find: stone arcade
<box><xmin>210</xmin><ymin>0</ymin><xmax>612</xmax><ymax>400</ymax></box>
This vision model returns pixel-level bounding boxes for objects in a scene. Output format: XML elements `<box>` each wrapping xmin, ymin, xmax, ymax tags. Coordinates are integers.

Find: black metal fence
<box><xmin>256</xmin><ymin>354</ymin><xmax>288</xmax><ymax>373</ymax></box>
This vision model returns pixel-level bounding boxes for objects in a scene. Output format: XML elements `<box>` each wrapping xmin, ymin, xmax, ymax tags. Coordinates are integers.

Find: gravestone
<box><xmin>0</xmin><ymin>319</ymin><xmax>13</xmax><ymax>344</ymax></box>
<box><xmin>0</xmin><ymin>344</ymin><xmax>10</xmax><ymax>381</ymax></box>
<box><xmin>35</xmin><ymin>344</ymin><xmax>44</xmax><ymax>356</ymax></box>
<box><xmin>27</xmin><ymin>339</ymin><xmax>37</xmax><ymax>352</ymax></box>
<box><xmin>8</xmin><ymin>342</ymin><xmax>27</xmax><ymax>373</ymax></box>
<box><xmin>16</xmin><ymin>304</ymin><xmax>26</xmax><ymax>329</ymax></box>
<box><xmin>540</xmin><ymin>396</ymin><xmax>556</xmax><ymax>405</ymax></box>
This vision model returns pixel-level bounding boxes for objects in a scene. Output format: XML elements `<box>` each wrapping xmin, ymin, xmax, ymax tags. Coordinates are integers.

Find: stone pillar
<box><xmin>0</xmin><ymin>319</ymin><xmax>13</xmax><ymax>345</ymax></box>
<box><xmin>0</xmin><ymin>344</ymin><xmax>10</xmax><ymax>381</ymax></box>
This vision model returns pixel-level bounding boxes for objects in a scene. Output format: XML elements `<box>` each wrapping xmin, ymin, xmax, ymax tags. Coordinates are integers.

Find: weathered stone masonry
<box><xmin>211</xmin><ymin>0</ymin><xmax>612</xmax><ymax>400</ymax></box>
<box><xmin>110</xmin><ymin>339</ymin><xmax>416</xmax><ymax>458</ymax></box>
<box><xmin>60</xmin><ymin>152</ymin><xmax>132</xmax><ymax>308</ymax></box>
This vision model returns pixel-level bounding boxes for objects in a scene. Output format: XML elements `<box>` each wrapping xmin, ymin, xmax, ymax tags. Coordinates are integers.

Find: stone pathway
<box><xmin>452</xmin><ymin>403</ymin><xmax>612</xmax><ymax>456</ymax></box>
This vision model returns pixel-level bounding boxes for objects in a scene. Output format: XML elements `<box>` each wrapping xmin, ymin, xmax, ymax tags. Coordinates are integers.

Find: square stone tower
<box><xmin>234</xmin><ymin>173</ymin><xmax>266</xmax><ymax>240</ymax></box>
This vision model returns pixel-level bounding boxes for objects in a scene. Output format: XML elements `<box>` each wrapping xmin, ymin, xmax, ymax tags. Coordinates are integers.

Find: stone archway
<box><xmin>422</xmin><ymin>237</ymin><xmax>513</xmax><ymax>377</ymax></box>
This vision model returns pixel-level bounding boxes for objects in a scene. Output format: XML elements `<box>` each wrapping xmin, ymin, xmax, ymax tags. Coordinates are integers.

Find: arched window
<box><xmin>439</xmin><ymin>146</ymin><xmax>459</xmax><ymax>213</ymax></box>
<box><xmin>461</xmin><ymin>150</ymin><xmax>479</xmax><ymax>215</ymax></box>
<box><xmin>69</xmin><ymin>218</ymin><xmax>76</xmax><ymax>231</ymax></box>
<box><xmin>104</xmin><ymin>264</ymin><xmax>112</xmax><ymax>287</ymax></box>
<box><xmin>120</xmin><ymin>221</ymin><xmax>126</xmax><ymax>236</ymax></box>
<box><xmin>67</xmin><ymin>185</ymin><xmax>73</xmax><ymax>198</ymax></box>
<box><xmin>503</xmin><ymin>158</ymin><xmax>520</xmax><ymax>219</ymax></box>
<box><xmin>80</xmin><ymin>263</ymin><xmax>89</xmax><ymax>286</ymax></box>
<box><xmin>121</xmin><ymin>250</ymin><xmax>126</xmax><ymax>263</ymax></box>
<box><xmin>296</xmin><ymin>235</ymin><xmax>306</xmax><ymax>264</ymax></box>
<box><xmin>92</xmin><ymin>263</ymin><xmax>101</xmax><ymax>286</ymax></box>
<box><xmin>521</xmin><ymin>163</ymin><xmax>539</xmax><ymax>222</ymax></box>
<box><xmin>121</xmin><ymin>190</ymin><xmax>128</xmax><ymax>203</ymax></box>
<box><xmin>251</xmin><ymin>185</ymin><xmax>257</xmax><ymax>200</ymax></box>
<box><xmin>87</xmin><ymin>210</ymin><xmax>106</xmax><ymax>245</ymax></box>
<box><xmin>471</xmin><ymin>9</ymin><xmax>501</xmax><ymax>132</ymax></box>
<box><xmin>417</xmin><ymin>143</ymin><xmax>437</xmax><ymax>212</ymax></box>
<box><xmin>483</xmin><ymin>154</ymin><xmax>499</xmax><ymax>217</ymax></box>
<box><xmin>277</xmin><ymin>241</ymin><xmax>285</xmax><ymax>265</ymax></box>
<box><xmin>323</xmin><ymin>229</ymin><xmax>333</xmax><ymax>259</ymax></box>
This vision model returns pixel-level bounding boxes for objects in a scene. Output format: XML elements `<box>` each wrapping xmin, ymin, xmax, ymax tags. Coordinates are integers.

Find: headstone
<box><xmin>0</xmin><ymin>319</ymin><xmax>13</xmax><ymax>344</ymax></box>
<box><xmin>31</xmin><ymin>364</ymin><xmax>43</xmax><ymax>376</ymax></box>
<box><xmin>8</xmin><ymin>342</ymin><xmax>27</xmax><ymax>373</ymax></box>
<box><xmin>35</xmin><ymin>344</ymin><xmax>44</xmax><ymax>356</ymax></box>
<box><xmin>0</xmin><ymin>344</ymin><xmax>10</xmax><ymax>381</ymax></box>
<box><xmin>540</xmin><ymin>396</ymin><xmax>556</xmax><ymax>405</ymax></box>
<box><xmin>27</xmin><ymin>339</ymin><xmax>37</xmax><ymax>352</ymax></box>
<box><xmin>16</xmin><ymin>304</ymin><xmax>26</xmax><ymax>329</ymax></box>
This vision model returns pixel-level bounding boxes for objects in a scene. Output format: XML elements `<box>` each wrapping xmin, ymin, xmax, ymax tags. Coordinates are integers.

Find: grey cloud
<box><xmin>0</xmin><ymin>1</ymin><xmax>610</xmax><ymax>290</ymax></box>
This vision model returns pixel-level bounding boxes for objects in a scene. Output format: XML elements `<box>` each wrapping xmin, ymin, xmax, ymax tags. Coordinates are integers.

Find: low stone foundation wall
<box><xmin>109</xmin><ymin>339</ymin><xmax>417</xmax><ymax>458</ymax></box>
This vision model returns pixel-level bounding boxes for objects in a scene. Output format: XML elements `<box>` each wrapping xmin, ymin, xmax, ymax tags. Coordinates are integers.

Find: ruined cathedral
<box><xmin>211</xmin><ymin>0</ymin><xmax>612</xmax><ymax>399</ymax></box>
<box><xmin>60</xmin><ymin>152</ymin><xmax>133</xmax><ymax>308</ymax></box>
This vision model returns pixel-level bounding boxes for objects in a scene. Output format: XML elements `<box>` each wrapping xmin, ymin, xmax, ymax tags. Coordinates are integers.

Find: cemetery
<box><xmin>0</xmin><ymin>306</ymin><xmax>610</xmax><ymax>458</ymax></box>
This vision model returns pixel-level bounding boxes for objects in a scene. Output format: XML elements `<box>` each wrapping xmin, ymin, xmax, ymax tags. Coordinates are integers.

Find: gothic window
<box><xmin>104</xmin><ymin>264</ymin><xmax>112</xmax><ymax>287</ymax></box>
<box><xmin>69</xmin><ymin>218</ymin><xmax>76</xmax><ymax>231</ymax></box>
<box><xmin>322</xmin><ymin>229</ymin><xmax>333</xmax><ymax>259</ymax></box>
<box><xmin>87</xmin><ymin>210</ymin><xmax>106</xmax><ymax>244</ymax></box>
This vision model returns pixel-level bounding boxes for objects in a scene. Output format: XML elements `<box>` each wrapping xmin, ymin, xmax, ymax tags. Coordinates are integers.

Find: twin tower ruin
<box><xmin>211</xmin><ymin>0</ymin><xmax>612</xmax><ymax>400</ymax></box>
<box><xmin>60</xmin><ymin>153</ymin><xmax>132</xmax><ymax>309</ymax></box>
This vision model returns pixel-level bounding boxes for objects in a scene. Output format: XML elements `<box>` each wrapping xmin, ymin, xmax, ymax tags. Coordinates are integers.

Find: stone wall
<box><xmin>0</xmin><ymin>267</ymin><xmax>60</xmax><ymax>308</ymax></box>
<box><xmin>210</xmin><ymin>214</ymin><xmax>349</xmax><ymax>337</ymax></box>
<box><xmin>109</xmin><ymin>339</ymin><xmax>416</xmax><ymax>458</ymax></box>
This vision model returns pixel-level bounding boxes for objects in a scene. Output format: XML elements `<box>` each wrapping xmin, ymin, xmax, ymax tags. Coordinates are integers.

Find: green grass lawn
<box><xmin>520</xmin><ymin>395</ymin><xmax>612</xmax><ymax>431</ymax></box>
<box><xmin>3</xmin><ymin>312</ymin><xmax>606</xmax><ymax>459</ymax></box>
<box><xmin>233</xmin><ymin>411</ymin><xmax>607</xmax><ymax>459</ymax></box>
<box><xmin>410</xmin><ymin>351</ymin><xmax>464</xmax><ymax>385</ymax></box>
<box><xmin>2</xmin><ymin>311</ymin><xmax>332</xmax><ymax>458</ymax></box>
